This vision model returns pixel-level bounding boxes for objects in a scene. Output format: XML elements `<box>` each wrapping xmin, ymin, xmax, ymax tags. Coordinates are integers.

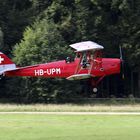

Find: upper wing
<box><xmin>69</xmin><ymin>41</ymin><xmax>104</xmax><ymax>52</ymax></box>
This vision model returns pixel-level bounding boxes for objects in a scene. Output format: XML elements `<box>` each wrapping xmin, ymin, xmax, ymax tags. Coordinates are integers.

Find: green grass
<box><xmin>0</xmin><ymin>114</ymin><xmax>140</xmax><ymax>140</ymax></box>
<box><xmin>0</xmin><ymin>103</ymin><xmax>140</xmax><ymax>112</ymax></box>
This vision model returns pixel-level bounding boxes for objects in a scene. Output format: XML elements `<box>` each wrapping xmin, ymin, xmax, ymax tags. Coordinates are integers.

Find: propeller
<box><xmin>119</xmin><ymin>46</ymin><xmax>125</xmax><ymax>79</ymax></box>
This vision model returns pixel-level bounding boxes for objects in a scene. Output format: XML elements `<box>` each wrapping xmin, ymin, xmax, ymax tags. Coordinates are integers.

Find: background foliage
<box><xmin>0</xmin><ymin>0</ymin><xmax>140</xmax><ymax>103</ymax></box>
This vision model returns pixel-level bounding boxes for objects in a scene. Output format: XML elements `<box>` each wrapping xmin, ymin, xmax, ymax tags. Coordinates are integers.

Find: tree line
<box><xmin>0</xmin><ymin>0</ymin><xmax>140</xmax><ymax>103</ymax></box>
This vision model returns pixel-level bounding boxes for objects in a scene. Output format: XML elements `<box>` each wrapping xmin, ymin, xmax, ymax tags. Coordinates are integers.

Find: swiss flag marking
<box><xmin>0</xmin><ymin>56</ymin><xmax>4</xmax><ymax>64</ymax></box>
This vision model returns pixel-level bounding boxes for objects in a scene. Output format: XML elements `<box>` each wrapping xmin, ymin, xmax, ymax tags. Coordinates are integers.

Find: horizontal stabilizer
<box><xmin>67</xmin><ymin>74</ymin><xmax>91</xmax><ymax>80</ymax></box>
<box><xmin>0</xmin><ymin>67</ymin><xmax>18</xmax><ymax>75</ymax></box>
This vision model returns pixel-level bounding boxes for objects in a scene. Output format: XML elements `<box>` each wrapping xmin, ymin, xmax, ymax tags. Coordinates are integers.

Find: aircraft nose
<box><xmin>115</xmin><ymin>59</ymin><xmax>121</xmax><ymax>73</ymax></box>
<box><xmin>111</xmin><ymin>59</ymin><xmax>120</xmax><ymax>66</ymax></box>
<box><xmin>110</xmin><ymin>59</ymin><xmax>121</xmax><ymax>74</ymax></box>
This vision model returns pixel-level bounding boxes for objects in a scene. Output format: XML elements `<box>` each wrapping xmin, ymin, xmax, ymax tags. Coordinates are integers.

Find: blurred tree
<box><xmin>0</xmin><ymin>0</ymin><xmax>140</xmax><ymax>102</ymax></box>
<box><xmin>0</xmin><ymin>27</ymin><xmax>3</xmax><ymax>49</ymax></box>
<box><xmin>0</xmin><ymin>0</ymin><xmax>35</xmax><ymax>99</ymax></box>
<box><xmin>0</xmin><ymin>0</ymin><xmax>33</xmax><ymax>53</ymax></box>
<box><xmin>11</xmin><ymin>0</ymin><xmax>140</xmax><ymax>102</ymax></box>
<box><xmin>12</xmin><ymin>19</ymin><xmax>81</xmax><ymax>103</ymax></box>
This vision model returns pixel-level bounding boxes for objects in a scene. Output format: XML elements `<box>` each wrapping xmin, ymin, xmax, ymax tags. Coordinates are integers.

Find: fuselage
<box><xmin>5</xmin><ymin>58</ymin><xmax>121</xmax><ymax>78</ymax></box>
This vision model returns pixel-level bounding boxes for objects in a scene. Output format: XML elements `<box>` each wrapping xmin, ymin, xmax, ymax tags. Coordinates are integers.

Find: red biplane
<box><xmin>0</xmin><ymin>41</ymin><xmax>122</xmax><ymax>92</ymax></box>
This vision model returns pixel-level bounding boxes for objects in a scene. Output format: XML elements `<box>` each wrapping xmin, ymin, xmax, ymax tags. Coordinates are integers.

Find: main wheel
<box><xmin>93</xmin><ymin>87</ymin><xmax>98</xmax><ymax>93</ymax></box>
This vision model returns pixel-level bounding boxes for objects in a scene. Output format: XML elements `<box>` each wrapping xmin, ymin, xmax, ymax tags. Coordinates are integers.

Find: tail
<box><xmin>0</xmin><ymin>52</ymin><xmax>16</xmax><ymax>75</ymax></box>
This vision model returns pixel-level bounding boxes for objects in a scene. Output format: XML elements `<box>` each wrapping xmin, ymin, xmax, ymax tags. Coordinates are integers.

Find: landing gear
<box><xmin>89</xmin><ymin>76</ymin><xmax>105</xmax><ymax>94</ymax></box>
<box><xmin>93</xmin><ymin>87</ymin><xmax>98</xmax><ymax>93</ymax></box>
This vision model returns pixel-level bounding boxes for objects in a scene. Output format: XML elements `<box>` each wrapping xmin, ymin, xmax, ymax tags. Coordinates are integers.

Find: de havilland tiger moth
<box><xmin>0</xmin><ymin>41</ymin><xmax>123</xmax><ymax>92</ymax></box>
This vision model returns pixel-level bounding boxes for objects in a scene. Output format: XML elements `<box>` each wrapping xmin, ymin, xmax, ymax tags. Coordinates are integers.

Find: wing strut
<box><xmin>74</xmin><ymin>53</ymin><xmax>82</xmax><ymax>74</ymax></box>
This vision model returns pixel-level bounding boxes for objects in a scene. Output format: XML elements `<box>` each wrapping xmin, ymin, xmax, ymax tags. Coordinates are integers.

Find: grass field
<box><xmin>0</xmin><ymin>103</ymin><xmax>140</xmax><ymax>112</ymax></box>
<box><xmin>0</xmin><ymin>114</ymin><xmax>140</xmax><ymax>140</ymax></box>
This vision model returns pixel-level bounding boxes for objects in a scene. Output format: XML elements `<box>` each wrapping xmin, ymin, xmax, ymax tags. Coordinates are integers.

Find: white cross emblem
<box><xmin>0</xmin><ymin>56</ymin><xmax>4</xmax><ymax>64</ymax></box>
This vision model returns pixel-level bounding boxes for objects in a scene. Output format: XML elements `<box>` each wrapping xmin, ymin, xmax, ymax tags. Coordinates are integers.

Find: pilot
<box><xmin>81</xmin><ymin>53</ymin><xmax>88</xmax><ymax>68</ymax></box>
<box><xmin>81</xmin><ymin>52</ymin><xmax>91</xmax><ymax>68</ymax></box>
<box><xmin>65</xmin><ymin>57</ymin><xmax>71</xmax><ymax>63</ymax></box>
<box><xmin>82</xmin><ymin>59</ymin><xmax>87</xmax><ymax>68</ymax></box>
